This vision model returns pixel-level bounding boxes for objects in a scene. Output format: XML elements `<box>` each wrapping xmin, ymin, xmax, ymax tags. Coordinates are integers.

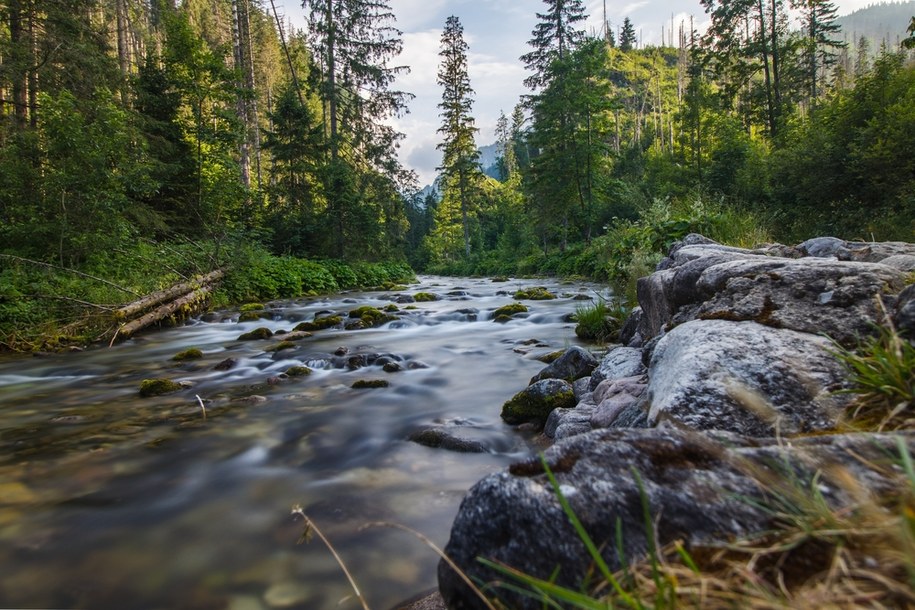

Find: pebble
<box><xmin>264</xmin><ymin>581</ymin><xmax>310</xmax><ymax>608</ymax></box>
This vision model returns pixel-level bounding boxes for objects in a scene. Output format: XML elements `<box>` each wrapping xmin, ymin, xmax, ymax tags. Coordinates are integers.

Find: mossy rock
<box><xmin>139</xmin><ymin>378</ymin><xmax>184</xmax><ymax>398</ymax></box>
<box><xmin>294</xmin><ymin>316</ymin><xmax>343</xmax><ymax>332</ymax></box>
<box><xmin>536</xmin><ymin>350</ymin><xmax>566</xmax><ymax>364</ymax></box>
<box><xmin>266</xmin><ymin>341</ymin><xmax>297</xmax><ymax>352</ymax></box>
<box><xmin>493</xmin><ymin>303</ymin><xmax>529</xmax><ymax>321</ymax></box>
<box><xmin>352</xmin><ymin>379</ymin><xmax>389</xmax><ymax>389</ymax></box>
<box><xmin>237</xmin><ymin>327</ymin><xmax>273</xmax><ymax>341</ymax></box>
<box><xmin>500</xmin><ymin>379</ymin><xmax>575</xmax><ymax>425</ymax></box>
<box><xmin>238</xmin><ymin>311</ymin><xmax>268</xmax><ymax>322</ymax></box>
<box><xmin>240</xmin><ymin>303</ymin><xmax>266</xmax><ymax>312</ymax></box>
<box><xmin>285</xmin><ymin>366</ymin><xmax>312</xmax><ymax>377</ymax></box>
<box><xmin>172</xmin><ymin>348</ymin><xmax>203</xmax><ymax>362</ymax></box>
<box><xmin>575</xmin><ymin>318</ymin><xmax>621</xmax><ymax>343</ymax></box>
<box><xmin>413</xmin><ymin>292</ymin><xmax>440</xmax><ymax>302</ymax></box>
<box><xmin>381</xmin><ymin>282</ymin><xmax>408</xmax><ymax>291</ymax></box>
<box><xmin>348</xmin><ymin>306</ymin><xmax>396</xmax><ymax>328</ymax></box>
<box><xmin>383</xmin><ymin>304</ymin><xmax>400</xmax><ymax>313</ymax></box>
<box><xmin>513</xmin><ymin>286</ymin><xmax>556</xmax><ymax>300</ymax></box>
<box><xmin>492</xmin><ymin>276</ymin><xmax>510</xmax><ymax>282</ymax></box>
<box><xmin>405</xmin><ymin>305</ymin><xmax>418</xmax><ymax>310</ymax></box>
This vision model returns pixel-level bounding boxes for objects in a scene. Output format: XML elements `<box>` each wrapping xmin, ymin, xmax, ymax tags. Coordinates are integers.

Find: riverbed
<box><xmin>0</xmin><ymin>276</ymin><xmax>606</xmax><ymax>610</ymax></box>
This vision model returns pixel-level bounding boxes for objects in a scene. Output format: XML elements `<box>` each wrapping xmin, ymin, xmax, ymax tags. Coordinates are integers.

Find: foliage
<box><xmin>836</xmin><ymin>322</ymin><xmax>915</xmax><ymax>431</ymax></box>
<box><xmin>574</xmin><ymin>297</ymin><xmax>626</xmax><ymax>343</ymax></box>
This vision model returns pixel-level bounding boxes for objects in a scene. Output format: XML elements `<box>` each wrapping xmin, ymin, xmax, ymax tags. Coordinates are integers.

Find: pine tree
<box><xmin>494</xmin><ymin>110</ymin><xmax>517</xmax><ymax>181</ymax></box>
<box><xmin>619</xmin><ymin>17</ymin><xmax>637</xmax><ymax>51</ymax></box>
<box><xmin>436</xmin><ymin>15</ymin><xmax>480</xmax><ymax>258</ymax></box>
<box><xmin>307</xmin><ymin>0</ymin><xmax>412</xmax><ymax>257</ymax></box>
<box><xmin>794</xmin><ymin>0</ymin><xmax>845</xmax><ymax>101</ymax></box>
<box><xmin>521</xmin><ymin>0</ymin><xmax>588</xmax><ymax>91</ymax></box>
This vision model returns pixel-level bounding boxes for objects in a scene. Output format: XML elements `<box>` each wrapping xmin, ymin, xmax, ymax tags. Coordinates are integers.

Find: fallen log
<box><xmin>113</xmin><ymin>286</ymin><xmax>214</xmax><ymax>342</ymax></box>
<box><xmin>114</xmin><ymin>269</ymin><xmax>224</xmax><ymax>321</ymax></box>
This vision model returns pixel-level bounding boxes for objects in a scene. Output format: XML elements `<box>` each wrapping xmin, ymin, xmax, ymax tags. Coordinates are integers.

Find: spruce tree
<box><xmin>521</xmin><ymin>0</ymin><xmax>587</xmax><ymax>91</ymax></box>
<box><xmin>793</xmin><ymin>0</ymin><xmax>845</xmax><ymax>100</ymax></box>
<box><xmin>436</xmin><ymin>15</ymin><xmax>480</xmax><ymax>258</ymax></box>
<box><xmin>619</xmin><ymin>17</ymin><xmax>637</xmax><ymax>51</ymax></box>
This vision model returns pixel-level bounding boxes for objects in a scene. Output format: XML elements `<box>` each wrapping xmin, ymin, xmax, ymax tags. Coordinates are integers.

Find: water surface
<box><xmin>0</xmin><ymin>276</ymin><xmax>605</xmax><ymax>610</ymax></box>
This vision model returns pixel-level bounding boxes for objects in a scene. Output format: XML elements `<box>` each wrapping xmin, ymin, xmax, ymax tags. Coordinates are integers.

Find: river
<box><xmin>0</xmin><ymin>275</ymin><xmax>606</xmax><ymax>610</ymax></box>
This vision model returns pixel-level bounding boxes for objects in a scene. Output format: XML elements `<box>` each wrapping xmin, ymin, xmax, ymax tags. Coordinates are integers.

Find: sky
<box><xmin>283</xmin><ymin>0</ymin><xmax>883</xmax><ymax>186</ymax></box>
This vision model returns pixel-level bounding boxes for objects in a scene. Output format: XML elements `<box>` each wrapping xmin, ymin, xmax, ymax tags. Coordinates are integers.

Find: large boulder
<box><xmin>439</xmin><ymin>428</ymin><xmax>914</xmax><ymax>610</ymax></box>
<box><xmin>647</xmin><ymin>319</ymin><xmax>849</xmax><ymax>436</ymax></box>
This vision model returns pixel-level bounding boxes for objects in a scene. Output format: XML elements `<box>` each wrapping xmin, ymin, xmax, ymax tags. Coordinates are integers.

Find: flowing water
<box><xmin>0</xmin><ymin>276</ymin><xmax>607</xmax><ymax>610</ymax></box>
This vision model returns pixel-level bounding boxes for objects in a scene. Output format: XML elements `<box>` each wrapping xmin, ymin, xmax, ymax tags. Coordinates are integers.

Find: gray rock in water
<box><xmin>408</xmin><ymin>428</ymin><xmax>487</xmax><ymax>453</ymax></box>
<box><xmin>530</xmin><ymin>346</ymin><xmax>598</xmax><ymax>384</ymax></box>
<box><xmin>648</xmin><ymin>320</ymin><xmax>849</xmax><ymax>436</ymax></box>
<box><xmin>439</xmin><ymin>428</ymin><xmax>914</xmax><ymax>610</ymax></box>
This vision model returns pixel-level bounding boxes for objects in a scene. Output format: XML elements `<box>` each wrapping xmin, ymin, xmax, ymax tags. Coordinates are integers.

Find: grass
<box><xmin>834</xmin><ymin>316</ymin><xmax>915</xmax><ymax>431</ymax></box>
<box><xmin>574</xmin><ymin>296</ymin><xmax>629</xmax><ymax>343</ymax></box>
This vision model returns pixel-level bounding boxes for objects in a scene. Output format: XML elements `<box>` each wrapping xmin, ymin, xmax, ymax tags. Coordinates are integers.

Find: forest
<box><xmin>1</xmin><ymin>0</ymin><xmax>914</xmax><ymax>349</ymax></box>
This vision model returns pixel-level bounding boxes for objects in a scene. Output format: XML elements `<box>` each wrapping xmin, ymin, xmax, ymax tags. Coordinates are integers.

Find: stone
<box><xmin>263</xmin><ymin>581</ymin><xmax>309</xmax><ymax>608</ymax></box>
<box><xmin>139</xmin><ymin>378</ymin><xmax>183</xmax><ymax>397</ymax></box>
<box><xmin>172</xmin><ymin>348</ymin><xmax>203</xmax><ymax>361</ymax></box>
<box><xmin>797</xmin><ymin>236</ymin><xmax>850</xmax><ymax>258</ymax></box>
<box><xmin>588</xmin><ymin>347</ymin><xmax>646</xmax><ymax>391</ymax></box>
<box><xmin>501</xmin><ymin>379</ymin><xmax>575</xmax><ymax>425</ymax></box>
<box><xmin>352</xmin><ymin>379</ymin><xmax>389</xmax><ymax>389</ymax></box>
<box><xmin>530</xmin><ymin>346</ymin><xmax>598</xmax><ymax>384</ymax></box>
<box><xmin>647</xmin><ymin>320</ymin><xmax>849</xmax><ymax>436</ymax></box>
<box><xmin>214</xmin><ymin>358</ymin><xmax>237</xmax><ymax>371</ymax></box>
<box><xmin>237</xmin><ymin>327</ymin><xmax>273</xmax><ymax>341</ymax></box>
<box><xmin>692</xmin><ymin>257</ymin><xmax>904</xmax><ymax>346</ymax></box>
<box><xmin>439</xmin><ymin>428</ymin><xmax>915</xmax><ymax>610</ymax></box>
<box><xmin>894</xmin><ymin>284</ymin><xmax>915</xmax><ymax>339</ymax></box>
<box><xmin>408</xmin><ymin>428</ymin><xmax>487</xmax><ymax>453</ymax></box>
<box><xmin>879</xmin><ymin>254</ymin><xmax>915</xmax><ymax>272</ymax></box>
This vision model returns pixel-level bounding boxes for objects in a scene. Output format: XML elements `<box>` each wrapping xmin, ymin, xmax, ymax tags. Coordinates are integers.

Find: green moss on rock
<box><xmin>500</xmin><ymin>379</ymin><xmax>575</xmax><ymax>425</ymax></box>
<box><xmin>237</xmin><ymin>327</ymin><xmax>273</xmax><ymax>341</ymax></box>
<box><xmin>240</xmin><ymin>303</ymin><xmax>266</xmax><ymax>312</ymax></box>
<box><xmin>172</xmin><ymin>348</ymin><xmax>203</xmax><ymax>362</ymax></box>
<box><xmin>352</xmin><ymin>379</ymin><xmax>390</xmax><ymax>389</ymax></box>
<box><xmin>493</xmin><ymin>303</ymin><xmax>529</xmax><ymax>321</ymax></box>
<box><xmin>285</xmin><ymin>366</ymin><xmax>312</xmax><ymax>377</ymax></box>
<box><xmin>266</xmin><ymin>341</ymin><xmax>297</xmax><ymax>352</ymax></box>
<box><xmin>238</xmin><ymin>311</ymin><xmax>269</xmax><ymax>322</ymax></box>
<box><xmin>139</xmin><ymin>378</ymin><xmax>184</xmax><ymax>398</ymax></box>
<box><xmin>514</xmin><ymin>286</ymin><xmax>556</xmax><ymax>300</ymax></box>
<box><xmin>413</xmin><ymin>292</ymin><xmax>440</xmax><ymax>302</ymax></box>
<box><xmin>348</xmin><ymin>306</ymin><xmax>396</xmax><ymax>328</ymax></box>
<box><xmin>294</xmin><ymin>316</ymin><xmax>343</xmax><ymax>332</ymax></box>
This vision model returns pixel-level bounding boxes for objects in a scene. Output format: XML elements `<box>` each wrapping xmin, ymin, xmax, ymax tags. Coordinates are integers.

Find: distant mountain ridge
<box><xmin>836</xmin><ymin>1</ymin><xmax>915</xmax><ymax>46</ymax></box>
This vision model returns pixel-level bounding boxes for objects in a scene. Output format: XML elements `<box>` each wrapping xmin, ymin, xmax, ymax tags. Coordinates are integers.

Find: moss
<box><xmin>266</xmin><ymin>341</ymin><xmax>296</xmax><ymax>352</ymax></box>
<box><xmin>348</xmin><ymin>306</ymin><xmax>396</xmax><ymax>327</ymax></box>
<box><xmin>237</xmin><ymin>327</ymin><xmax>273</xmax><ymax>341</ymax></box>
<box><xmin>294</xmin><ymin>316</ymin><xmax>343</xmax><ymax>332</ymax></box>
<box><xmin>537</xmin><ymin>350</ymin><xmax>566</xmax><ymax>364</ymax></box>
<box><xmin>240</xmin><ymin>303</ymin><xmax>266</xmax><ymax>312</ymax></box>
<box><xmin>500</xmin><ymin>387</ymin><xmax>575</xmax><ymax>425</ymax></box>
<box><xmin>139</xmin><ymin>378</ymin><xmax>184</xmax><ymax>398</ymax></box>
<box><xmin>238</xmin><ymin>311</ymin><xmax>268</xmax><ymax>322</ymax></box>
<box><xmin>285</xmin><ymin>366</ymin><xmax>312</xmax><ymax>377</ymax></box>
<box><xmin>381</xmin><ymin>282</ymin><xmax>408</xmax><ymax>291</ymax></box>
<box><xmin>492</xmin><ymin>276</ymin><xmax>510</xmax><ymax>282</ymax></box>
<box><xmin>514</xmin><ymin>286</ymin><xmax>556</xmax><ymax>300</ymax></box>
<box><xmin>413</xmin><ymin>292</ymin><xmax>439</xmax><ymax>302</ymax></box>
<box><xmin>172</xmin><ymin>347</ymin><xmax>203</xmax><ymax>362</ymax></box>
<box><xmin>493</xmin><ymin>303</ymin><xmax>529</xmax><ymax>321</ymax></box>
<box><xmin>352</xmin><ymin>379</ymin><xmax>389</xmax><ymax>389</ymax></box>
<box><xmin>383</xmin><ymin>304</ymin><xmax>400</xmax><ymax>313</ymax></box>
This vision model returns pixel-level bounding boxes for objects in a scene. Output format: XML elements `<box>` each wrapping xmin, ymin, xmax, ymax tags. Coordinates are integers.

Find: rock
<box><xmin>894</xmin><ymin>284</ymin><xmax>915</xmax><ymax>339</ymax></box>
<box><xmin>513</xmin><ymin>287</ymin><xmax>556</xmax><ymax>300</ymax></box>
<box><xmin>294</xmin><ymin>316</ymin><xmax>343</xmax><ymax>332</ymax></box>
<box><xmin>647</xmin><ymin>320</ymin><xmax>849</xmax><ymax>436</ymax></box>
<box><xmin>285</xmin><ymin>366</ymin><xmax>312</xmax><ymax>377</ymax></box>
<box><xmin>530</xmin><ymin>346</ymin><xmax>598</xmax><ymax>384</ymax></box>
<box><xmin>691</xmin><ymin>257</ymin><xmax>904</xmax><ymax>346</ymax></box>
<box><xmin>590</xmin><ymin>376</ymin><xmax>648</xmax><ymax>429</ymax></box>
<box><xmin>263</xmin><ymin>581</ymin><xmax>309</xmax><ymax>608</ymax></box>
<box><xmin>439</xmin><ymin>428</ymin><xmax>914</xmax><ymax>610</ymax></box>
<box><xmin>393</xmin><ymin>591</ymin><xmax>446</xmax><ymax>610</ymax></box>
<box><xmin>544</xmin><ymin>406</ymin><xmax>594</xmax><ymax>440</ymax></box>
<box><xmin>214</xmin><ymin>357</ymin><xmax>237</xmax><ymax>371</ymax></box>
<box><xmin>501</xmin><ymin>379</ymin><xmax>575</xmax><ymax>425</ymax></box>
<box><xmin>414</xmin><ymin>292</ymin><xmax>440</xmax><ymax>302</ymax></box>
<box><xmin>408</xmin><ymin>428</ymin><xmax>487</xmax><ymax>453</ymax></box>
<box><xmin>797</xmin><ymin>236</ymin><xmax>850</xmax><ymax>258</ymax></box>
<box><xmin>237</xmin><ymin>327</ymin><xmax>273</xmax><ymax>341</ymax></box>
<box><xmin>879</xmin><ymin>254</ymin><xmax>915</xmax><ymax>272</ymax></box>
<box><xmin>352</xmin><ymin>379</ymin><xmax>389</xmax><ymax>389</ymax></box>
<box><xmin>588</xmin><ymin>347</ymin><xmax>646</xmax><ymax>391</ymax></box>
<box><xmin>348</xmin><ymin>306</ymin><xmax>396</xmax><ymax>328</ymax></box>
<box><xmin>492</xmin><ymin>303</ymin><xmax>528</xmax><ymax>321</ymax></box>
<box><xmin>383</xmin><ymin>362</ymin><xmax>403</xmax><ymax>373</ymax></box>
<box><xmin>618</xmin><ymin>306</ymin><xmax>642</xmax><ymax>346</ymax></box>
<box><xmin>139</xmin><ymin>378</ymin><xmax>184</xmax><ymax>397</ymax></box>
<box><xmin>172</xmin><ymin>347</ymin><xmax>203</xmax><ymax>361</ymax></box>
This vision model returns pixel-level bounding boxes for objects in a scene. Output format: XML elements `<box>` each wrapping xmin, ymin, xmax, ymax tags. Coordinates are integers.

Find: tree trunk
<box><xmin>230</xmin><ymin>0</ymin><xmax>251</xmax><ymax>189</ymax></box>
<box><xmin>756</xmin><ymin>0</ymin><xmax>776</xmax><ymax>138</ymax></box>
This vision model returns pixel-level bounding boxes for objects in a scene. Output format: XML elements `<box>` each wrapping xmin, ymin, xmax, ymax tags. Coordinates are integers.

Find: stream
<box><xmin>0</xmin><ymin>276</ymin><xmax>607</xmax><ymax>610</ymax></box>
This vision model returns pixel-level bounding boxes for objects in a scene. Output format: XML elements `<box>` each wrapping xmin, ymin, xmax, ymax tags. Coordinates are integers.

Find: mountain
<box><xmin>836</xmin><ymin>1</ymin><xmax>915</xmax><ymax>47</ymax></box>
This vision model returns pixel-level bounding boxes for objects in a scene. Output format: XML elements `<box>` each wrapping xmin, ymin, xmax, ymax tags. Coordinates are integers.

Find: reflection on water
<box><xmin>0</xmin><ymin>276</ymin><xmax>606</xmax><ymax>609</ymax></box>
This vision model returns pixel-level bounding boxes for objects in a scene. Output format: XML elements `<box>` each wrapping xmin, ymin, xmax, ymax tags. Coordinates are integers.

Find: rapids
<box><xmin>0</xmin><ymin>275</ymin><xmax>607</xmax><ymax>610</ymax></box>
